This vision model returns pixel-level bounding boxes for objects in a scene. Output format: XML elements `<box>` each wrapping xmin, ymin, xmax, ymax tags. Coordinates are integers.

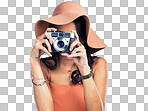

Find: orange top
<box><xmin>48</xmin><ymin>69</ymin><xmax>88</xmax><ymax>111</ymax></box>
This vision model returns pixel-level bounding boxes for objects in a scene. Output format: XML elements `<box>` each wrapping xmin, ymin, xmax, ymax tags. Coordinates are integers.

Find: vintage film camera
<box><xmin>43</xmin><ymin>31</ymin><xmax>76</xmax><ymax>54</ymax></box>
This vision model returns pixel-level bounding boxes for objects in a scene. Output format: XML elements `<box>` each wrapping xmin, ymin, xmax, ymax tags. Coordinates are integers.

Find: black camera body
<box><xmin>43</xmin><ymin>31</ymin><xmax>76</xmax><ymax>54</ymax></box>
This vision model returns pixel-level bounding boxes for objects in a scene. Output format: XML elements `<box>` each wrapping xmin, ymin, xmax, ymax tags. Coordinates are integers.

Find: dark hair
<box><xmin>40</xmin><ymin>16</ymin><xmax>97</xmax><ymax>83</ymax></box>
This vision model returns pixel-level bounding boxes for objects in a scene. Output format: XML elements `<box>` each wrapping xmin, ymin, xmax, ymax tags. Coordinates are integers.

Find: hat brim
<box><xmin>35</xmin><ymin>13</ymin><xmax>88</xmax><ymax>37</ymax></box>
<box><xmin>34</xmin><ymin>13</ymin><xmax>107</xmax><ymax>54</ymax></box>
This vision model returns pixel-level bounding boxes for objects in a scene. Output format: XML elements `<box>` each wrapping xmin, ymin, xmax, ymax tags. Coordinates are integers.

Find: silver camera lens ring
<box><xmin>53</xmin><ymin>38</ymin><xmax>68</xmax><ymax>52</ymax></box>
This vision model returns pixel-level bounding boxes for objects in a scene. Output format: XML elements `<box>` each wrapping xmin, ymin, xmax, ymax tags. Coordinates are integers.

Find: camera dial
<box><xmin>59</xmin><ymin>32</ymin><xmax>64</xmax><ymax>36</ymax></box>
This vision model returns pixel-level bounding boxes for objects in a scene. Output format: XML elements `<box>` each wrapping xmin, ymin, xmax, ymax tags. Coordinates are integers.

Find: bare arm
<box><xmin>29</xmin><ymin>57</ymin><xmax>54</xmax><ymax>111</ymax></box>
<box><xmin>29</xmin><ymin>27</ymin><xmax>57</xmax><ymax>111</ymax></box>
<box><xmin>79</xmin><ymin>57</ymin><xmax>108</xmax><ymax>111</ymax></box>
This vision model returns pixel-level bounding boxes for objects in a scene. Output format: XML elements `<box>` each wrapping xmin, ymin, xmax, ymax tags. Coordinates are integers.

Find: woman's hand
<box><xmin>30</xmin><ymin>28</ymin><xmax>57</xmax><ymax>59</ymax></box>
<box><xmin>61</xmin><ymin>30</ymin><xmax>89</xmax><ymax>70</ymax></box>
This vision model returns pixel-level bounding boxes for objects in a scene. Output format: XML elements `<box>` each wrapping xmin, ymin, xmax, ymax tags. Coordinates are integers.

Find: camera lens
<box><xmin>57</xmin><ymin>41</ymin><xmax>64</xmax><ymax>48</ymax></box>
<box><xmin>59</xmin><ymin>32</ymin><xmax>64</xmax><ymax>36</ymax></box>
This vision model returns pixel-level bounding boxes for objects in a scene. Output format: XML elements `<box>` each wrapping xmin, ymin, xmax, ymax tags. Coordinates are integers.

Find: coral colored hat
<box><xmin>34</xmin><ymin>1</ymin><xmax>107</xmax><ymax>54</ymax></box>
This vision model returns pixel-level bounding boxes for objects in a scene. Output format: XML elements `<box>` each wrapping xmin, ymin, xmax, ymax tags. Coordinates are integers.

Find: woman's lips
<box><xmin>60</xmin><ymin>52</ymin><xmax>69</xmax><ymax>56</ymax></box>
<box><xmin>60</xmin><ymin>53</ymin><xmax>73</xmax><ymax>59</ymax></box>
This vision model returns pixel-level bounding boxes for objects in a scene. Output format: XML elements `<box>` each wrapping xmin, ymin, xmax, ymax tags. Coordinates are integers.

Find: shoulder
<box><xmin>92</xmin><ymin>56</ymin><xmax>108</xmax><ymax>88</ymax></box>
<box><xmin>92</xmin><ymin>56</ymin><xmax>107</xmax><ymax>71</ymax></box>
<box><xmin>93</xmin><ymin>57</ymin><xmax>107</xmax><ymax>64</ymax></box>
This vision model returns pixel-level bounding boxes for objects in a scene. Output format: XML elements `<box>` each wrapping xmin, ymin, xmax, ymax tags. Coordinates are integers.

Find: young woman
<box><xmin>29</xmin><ymin>1</ymin><xmax>108</xmax><ymax>111</ymax></box>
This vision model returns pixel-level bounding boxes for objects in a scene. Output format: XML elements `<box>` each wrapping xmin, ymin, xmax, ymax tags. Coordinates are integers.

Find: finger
<box><xmin>69</xmin><ymin>40</ymin><xmax>81</xmax><ymax>51</ymax></box>
<box><xmin>43</xmin><ymin>39</ymin><xmax>52</xmax><ymax>52</ymax></box>
<box><xmin>46</xmin><ymin>28</ymin><xmax>57</xmax><ymax>32</ymax></box>
<box><xmin>37</xmin><ymin>39</ymin><xmax>52</xmax><ymax>52</ymax></box>
<box><xmin>45</xmin><ymin>28</ymin><xmax>57</xmax><ymax>44</ymax></box>
<box><xmin>71</xmin><ymin>47</ymin><xmax>83</xmax><ymax>54</ymax></box>
<box><xmin>39</xmin><ymin>45</ymin><xmax>52</xmax><ymax>57</ymax></box>
<box><xmin>44</xmin><ymin>32</ymin><xmax>53</xmax><ymax>45</ymax></box>
<box><xmin>72</xmin><ymin>29</ymin><xmax>80</xmax><ymax>41</ymax></box>
<box><xmin>38</xmin><ymin>28</ymin><xmax>57</xmax><ymax>40</ymax></box>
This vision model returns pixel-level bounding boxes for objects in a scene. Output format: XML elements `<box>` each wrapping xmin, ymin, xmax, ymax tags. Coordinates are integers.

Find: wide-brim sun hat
<box><xmin>34</xmin><ymin>1</ymin><xmax>107</xmax><ymax>54</ymax></box>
